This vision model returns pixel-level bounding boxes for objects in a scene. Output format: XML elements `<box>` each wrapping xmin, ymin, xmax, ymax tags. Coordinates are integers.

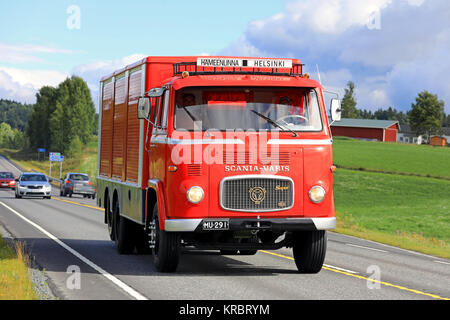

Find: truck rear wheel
<box><xmin>151</xmin><ymin>204</ymin><xmax>180</xmax><ymax>272</ymax></box>
<box><xmin>106</xmin><ymin>195</ymin><xmax>115</xmax><ymax>241</ymax></box>
<box><xmin>292</xmin><ymin>230</ymin><xmax>327</xmax><ymax>273</ymax></box>
<box><xmin>114</xmin><ymin>201</ymin><xmax>135</xmax><ymax>254</ymax></box>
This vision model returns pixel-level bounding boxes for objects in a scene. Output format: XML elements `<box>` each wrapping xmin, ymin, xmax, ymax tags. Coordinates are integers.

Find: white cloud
<box><xmin>0</xmin><ymin>43</ymin><xmax>74</xmax><ymax>64</ymax></box>
<box><xmin>0</xmin><ymin>70</ymin><xmax>37</xmax><ymax>103</ymax></box>
<box><xmin>0</xmin><ymin>67</ymin><xmax>68</xmax><ymax>89</ymax></box>
<box><xmin>221</xmin><ymin>0</ymin><xmax>450</xmax><ymax>113</ymax></box>
<box><xmin>0</xmin><ymin>67</ymin><xmax>69</xmax><ymax>103</ymax></box>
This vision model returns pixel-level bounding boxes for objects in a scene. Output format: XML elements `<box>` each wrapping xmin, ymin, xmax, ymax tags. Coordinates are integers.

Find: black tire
<box><xmin>292</xmin><ymin>231</ymin><xmax>327</xmax><ymax>273</ymax></box>
<box><xmin>239</xmin><ymin>250</ymin><xmax>258</xmax><ymax>255</ymax></box>
<box><xmin>152</xmin><ymin>204</ymin><xmax>180</xmax><ymax>272</ymax></box>
<box><xmin>114</xmin><ymin>200</ymin><xmax>135</xmax><ymax>254</ymax></box>
<box><xmin>220</xmin><ymin>250</ymin><xmax>239</xmax><ymax>255</ymax></box>
<box><xmin>105</xmin><ymin>196</ymin><xmax>115</xmax><ymax>241</ymax></box>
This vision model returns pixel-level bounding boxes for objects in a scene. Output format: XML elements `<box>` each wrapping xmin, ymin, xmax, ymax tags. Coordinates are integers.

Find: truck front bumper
<box><xmin>164</xmin><ymin>217</ymin><xmax>336</xmax><ymax>232</ymax></box>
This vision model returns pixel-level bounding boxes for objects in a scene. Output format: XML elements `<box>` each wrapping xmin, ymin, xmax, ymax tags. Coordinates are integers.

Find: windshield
<box><xmin>0</xmin><ymin>172</ymin><xmax>13</xmax><ymax>179</ymax></box>
<box><xmin>21</xmin><ymin>175</ymin><xmax>47</xmax><ymax>182</ymax></box>
<box><xmin>174</xmin><ymin>87</ymin><xmax>323</xmax><ymax>132</ymax></box>
<box><xmin>69</xmin><ymin>174</ymin><xmax>89</xmax><ymax>181</ymax></box>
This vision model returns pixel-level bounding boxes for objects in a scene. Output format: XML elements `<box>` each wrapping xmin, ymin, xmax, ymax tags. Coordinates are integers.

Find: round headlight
<box><xmin>186</xmin><ymin>186</ymin><xmax>204</xmax><ymax>204</ymax></box>
<box><xmin>309</xmin><ymin>186</ymin><xmax>326</xmax><ymax>203</ymax></box>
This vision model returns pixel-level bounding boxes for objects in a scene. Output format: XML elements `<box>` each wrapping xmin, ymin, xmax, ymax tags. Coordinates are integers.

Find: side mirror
<box><xmin>330</xmin><ymin>99</ymin><xmax>342</xmax><ymax>122</ymax></box>
<box><xmin>147</xmin><ymin>87</ymin><xmax>165</xmax><ymax>97</ymax></box>
<box><xmin>137</xmin><ymin>97</ymin><xmax>151</xmax><ymax>120</ymax></box>
<box><xmin>15</xmin><ymin>178</ymin><xmax>19</xmax><ymax>182</ymax></box>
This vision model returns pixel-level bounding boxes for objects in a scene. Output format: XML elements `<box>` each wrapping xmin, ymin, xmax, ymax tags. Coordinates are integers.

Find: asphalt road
<box><xmin>0</xmin><ymin>156</ymin><xmax>449</xmax><ymax>301</ymax></box>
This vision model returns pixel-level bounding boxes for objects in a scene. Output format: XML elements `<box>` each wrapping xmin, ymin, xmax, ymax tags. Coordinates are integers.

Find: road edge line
<box><xmin>0</xmin><ymin>201</ymin><xmax>148</xmax><ymax>301</ymax></box>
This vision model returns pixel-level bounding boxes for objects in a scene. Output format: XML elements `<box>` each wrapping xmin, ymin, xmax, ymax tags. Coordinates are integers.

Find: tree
<box><xmin>341</xmin><ymin>81</ymin><xmax>358</xmax><ymax>118</ymax></box>
<box><xmin>27</xmin><ymin>86</ymin><xmax>58</xmax><ymax>150</ymax></box>
<box><xmin>408</xmin><ymin>91</ymin><xmax>445</xmax><ymax>139</ymax></box>
<box><xmin>0</xmin><ymin>123</ymin><xmax>14</xmax><ymax>147</ymax></box>
<box><xmin>27</xmin><ymin>76</ymin><xmax>95</xmax><ymax>155</ymax></box>
<box><xmin>0</xmin><ymin>99</ymin><xmax>33</xmax><ymax>131</ymax></box>
<box><xmin>49</xmin><ymin>76</ymin><xmax>95</xmax><ymax>154</ymax></box>
<box><xmin>443</xmin><ymin>114</ymin><xmax>450</xmax><ymax>127</ymax></box>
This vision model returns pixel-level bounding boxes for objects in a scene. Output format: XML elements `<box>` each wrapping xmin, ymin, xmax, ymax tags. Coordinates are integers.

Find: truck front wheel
<box><xmin>151</xmin><ymin>204</ymin><xmax>180</xmax><ymax>272</ymax></box>
<box><xmin>292</xmin><ymin>230</ymin><xmax>327</xmax><ymax>273</ymax></box>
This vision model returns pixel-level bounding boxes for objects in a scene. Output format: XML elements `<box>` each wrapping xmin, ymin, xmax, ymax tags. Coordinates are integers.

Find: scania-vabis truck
<box><xmin>97</xmin><ymin>56</ymin><xmax>341</xmax><ymax>272</ymax></box>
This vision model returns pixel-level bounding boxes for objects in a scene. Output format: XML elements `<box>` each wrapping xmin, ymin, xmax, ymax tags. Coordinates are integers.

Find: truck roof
<box><xmin>100</xmin><ymin>56</ymin><xmax>303</xmax><ymax>82</ymax></box>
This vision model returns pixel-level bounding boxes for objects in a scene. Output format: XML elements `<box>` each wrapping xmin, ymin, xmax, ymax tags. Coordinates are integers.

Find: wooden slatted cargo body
<box><xmin>97</xmin><ymin>57</ymin><xmax>192</xmax><ymax>224</ymax></box>
<box><xmin>99</xmin><ymin>79</ymin><xmax>114</xmax><ymax>177</ymax></box>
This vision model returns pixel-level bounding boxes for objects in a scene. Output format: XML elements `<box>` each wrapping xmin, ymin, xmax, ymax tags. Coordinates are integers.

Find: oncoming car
<box><xmin>0</xmin><ymin>172</ymin><xmax>16</xmax><ymax>190</ymax></box>
<box><xmin>60</xmin><ymin>173</ymin><xmax>96</xmax><ymax>199</ymax></box>
<box><xmin>15</xmin><ymin>173</ymin><xmax>52</xmax><ymax>199</ymax></box>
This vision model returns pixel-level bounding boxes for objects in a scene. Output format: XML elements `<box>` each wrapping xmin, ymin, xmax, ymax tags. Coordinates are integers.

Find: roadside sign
<box><xmin>38</xmin><ymin>148</ymin><xmax>46</xmax><ymax>153</ymax></box>
<box><xmin>49</xmin><ymin>152</ymin><xmax>62</xmax><ymax>162</ymax></box>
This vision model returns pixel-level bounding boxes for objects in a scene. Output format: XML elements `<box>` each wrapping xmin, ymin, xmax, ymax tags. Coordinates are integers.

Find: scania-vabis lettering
<box><xmin>96</xmin><ymin>56</ymin><xmax>342</xmax><ymax>272</ymax></box>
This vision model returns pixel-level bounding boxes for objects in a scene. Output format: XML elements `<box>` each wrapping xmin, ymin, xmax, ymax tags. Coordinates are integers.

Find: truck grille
<box><xmin>220</xmin><ymin>176</ymin><xmax>294</xmax><ymax>212</ymax></box>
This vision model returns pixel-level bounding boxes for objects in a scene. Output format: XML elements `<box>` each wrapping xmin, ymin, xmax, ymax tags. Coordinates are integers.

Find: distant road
<box><xmin>0</xmin><ymin>156</ymin><xmax>448</xmax><ymax>300</ymax></box>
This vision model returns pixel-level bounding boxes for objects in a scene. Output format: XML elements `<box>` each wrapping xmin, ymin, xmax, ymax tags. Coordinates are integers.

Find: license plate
<box><xmin>2</xmin><ymin>183</ymin><xmax>8</xmax><ymax>186</ymax></box>
<box><xmin>202</xmin><ymin>219</ymin><xmax>230</xmax><ymax>231</ymax></box>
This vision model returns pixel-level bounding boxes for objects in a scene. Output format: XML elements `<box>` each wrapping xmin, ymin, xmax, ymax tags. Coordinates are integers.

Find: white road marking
<box><xmin>323</xmin><ymin>264</ymin><xmax>359</xmax><ymax>274</ymax></box>
<box><xmin>331</xmin><ymin>232</ymin><xmax>441</xmax><ymax>260</ymax></box>
<box><xmin>346</xmin><ymin>243</ymin><xmax>389</xmax><ymax>253</ymax></box>
<box><xmin>434</xmin><ymin>260</ymin><xmax>450</xmax><ymax>266</ymax></box>
<box><xmin>0</xmin><ymin>201</ymin><xmax>148</xmax><ymax>301</ymax></box>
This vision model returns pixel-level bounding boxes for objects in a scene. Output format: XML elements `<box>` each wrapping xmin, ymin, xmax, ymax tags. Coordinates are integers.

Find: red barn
<box><xmin>330</xmin><ymin>118</ymin><xmax>400</xmax><ymax>142</ymax></box>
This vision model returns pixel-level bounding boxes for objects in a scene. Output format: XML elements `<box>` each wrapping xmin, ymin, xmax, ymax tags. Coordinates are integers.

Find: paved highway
<box><xmin>0</xmin><ymin>156</ymin><xmax>449</xmax><ymax>301</ymax></box>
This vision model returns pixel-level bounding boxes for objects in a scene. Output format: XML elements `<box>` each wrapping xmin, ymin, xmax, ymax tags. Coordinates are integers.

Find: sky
<box><xmin>1</xmin><ymin>0</ymin><xmax>449</xmax><ymax>114</ymax></box>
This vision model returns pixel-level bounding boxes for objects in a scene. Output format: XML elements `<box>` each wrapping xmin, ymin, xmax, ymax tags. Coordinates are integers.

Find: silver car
<box><xmin>60</xmin><ymin>173</ymin><xmax>96</xmax><ymax>199</ymax></box>
<box><xmin>15</xmin><ymin>173</ymin><xmax>52</xmax><ymax>199</ymax></box>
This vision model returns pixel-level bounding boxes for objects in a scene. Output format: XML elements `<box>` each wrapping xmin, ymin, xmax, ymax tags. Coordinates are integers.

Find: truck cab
<box><xmin>97</xmin><ymin>56</ymin><xmax>341</xmax><ymax>273</ymax></box>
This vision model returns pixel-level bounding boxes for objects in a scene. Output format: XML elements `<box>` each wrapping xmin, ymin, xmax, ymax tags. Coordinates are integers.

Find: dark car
<box><xmin>60</xmin><ymin>173</ymin><xmax>96</xmax><ymax>199</ymax></box>
<box><xmin>0</xmin><ymin>171</ymin><xmax>16</xmax><ymax>190</ymax></box>
<box><xmin>15</xmin><ymin>173</ymin><xmax>52</xmax><ymax>199</ymax></box>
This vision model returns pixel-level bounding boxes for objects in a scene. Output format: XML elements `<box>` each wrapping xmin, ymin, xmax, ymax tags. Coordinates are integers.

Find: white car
<box><xmin>15</xmin><ymin>173</ymin><xmax>52</xmax><ymax>199</ymax></box>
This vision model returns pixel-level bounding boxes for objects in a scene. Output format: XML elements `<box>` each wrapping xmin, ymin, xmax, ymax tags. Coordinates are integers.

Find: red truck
<box><xmin>97</xmin><ymin>56</ymin><xmax>341</xmax><ymax>272</ymax></box>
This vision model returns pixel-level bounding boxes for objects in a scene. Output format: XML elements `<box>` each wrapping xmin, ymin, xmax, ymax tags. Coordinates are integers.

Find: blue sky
<box><xmin>1</xmin><ymin>0</ymin><xmax>449</xmax><ymax>114</ymax></box>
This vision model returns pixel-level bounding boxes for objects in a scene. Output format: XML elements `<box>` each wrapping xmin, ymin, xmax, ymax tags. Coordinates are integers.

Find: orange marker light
<box><xmin>331</xmin><ymin>165</ymin><xmax>337</xmax><ymax>172</ymax></box>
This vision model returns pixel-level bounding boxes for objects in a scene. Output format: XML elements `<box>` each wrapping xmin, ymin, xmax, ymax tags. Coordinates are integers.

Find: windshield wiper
<box><xmin>251</xmin><ymin>110</ymin><xmax>298</xmax><ymax>137</ymax></box>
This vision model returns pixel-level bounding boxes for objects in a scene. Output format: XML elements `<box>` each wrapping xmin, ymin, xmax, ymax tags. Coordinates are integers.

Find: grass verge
<box><xmin>0</xmin><ymin>232</ymin><xmax>38</xmax><ymax>300</ymax></box>
<box><xmin>333</xmin><ymin>168</ymin><xmax>450</xmax><ymax>259</ymax></box>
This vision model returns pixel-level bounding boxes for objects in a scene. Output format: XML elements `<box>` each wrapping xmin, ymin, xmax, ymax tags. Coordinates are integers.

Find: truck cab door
<box><xmin>149</xmin><ymin>89</ymin><xmax>170</xmax><ymax>182</ymax></box>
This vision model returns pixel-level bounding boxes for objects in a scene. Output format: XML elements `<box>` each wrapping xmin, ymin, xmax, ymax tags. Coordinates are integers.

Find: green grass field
<box><xmin>333</xmin><ymin>137</ymin><xmax>450</xmax><ymax>179</ymax></box>
<box><xmin>333</xmin><ymin>137</ymin><xmax>450</xmax><ymax>258</ymax></box>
